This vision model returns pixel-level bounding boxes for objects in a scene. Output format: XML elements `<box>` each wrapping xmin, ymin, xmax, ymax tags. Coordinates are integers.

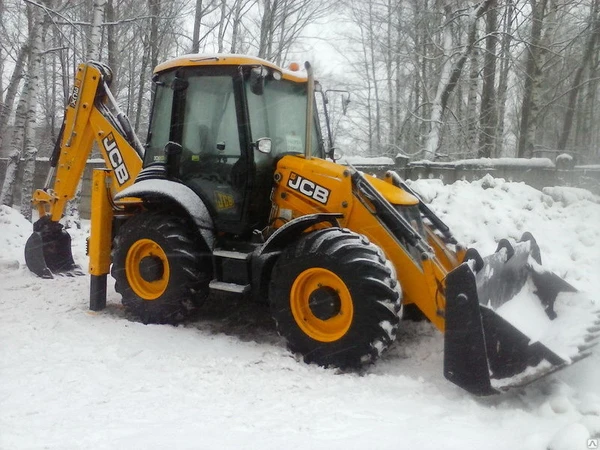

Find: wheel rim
<box><xmin>125</xmin><ymin>238</ymin><xmax>170</xmax><ymax>300</ymax></box>
<box><xmin>290</xmin><ymin>268</ymin><xmax>354</xmax><ymax>342</ymax></box>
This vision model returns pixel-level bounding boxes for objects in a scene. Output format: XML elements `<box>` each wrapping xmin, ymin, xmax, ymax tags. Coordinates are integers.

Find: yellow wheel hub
<box><xmin>290</xmin><ymin>268</ymin><xmax>354</xmax><ymax>342</ymax></box>
<box><xmin>125</xmin><ymin>238</ymin><xmax>170</xmax><ymax>300</ymax></box>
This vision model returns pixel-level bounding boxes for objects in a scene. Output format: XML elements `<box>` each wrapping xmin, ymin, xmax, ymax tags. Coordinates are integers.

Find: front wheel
<box><xmin>111</xmin><ymin>211</ymin><xmax>211</xmax><ymax>324</ymax></box>
<box><xmin>269</xmin><ymin>228</ymin><xmax>402</xmax><ymax>369</ymax></box>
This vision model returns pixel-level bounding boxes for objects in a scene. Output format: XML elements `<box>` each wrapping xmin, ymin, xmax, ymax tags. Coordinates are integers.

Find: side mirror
<box><xmin>254</xmin><ymin>137</ymin><xmax>272</xmax><ymax>154</ymax></box>
<box><xmin>327</xmin><ymin>147</ymin><xmax>342</xmax><ymax>162</ymax></box>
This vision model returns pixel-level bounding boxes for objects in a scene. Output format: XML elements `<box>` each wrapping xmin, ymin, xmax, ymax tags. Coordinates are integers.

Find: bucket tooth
<box><xmin>578</xmin><ymin>341</ymin><xmax>599</xmax><ymax>353</ymax></box>
<box><xmin>588</xmin><ymin>325</ymin><xmax>600</xmax><ymax>334</ymax></box>
<box><xmin>584</xmin><ymin>333</ymin><xmax>600</xmax><ymax>344</ymax></box>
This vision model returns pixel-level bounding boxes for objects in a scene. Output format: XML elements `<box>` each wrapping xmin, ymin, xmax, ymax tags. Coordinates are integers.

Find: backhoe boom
<box><xmin>25</xmin><ymin>62</ymin><xmax>143</xmax><ymax>278</ymax></box>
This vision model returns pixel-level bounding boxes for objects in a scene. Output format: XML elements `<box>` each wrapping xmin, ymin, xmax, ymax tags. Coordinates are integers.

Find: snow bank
<box><xmin>408</xmin><ymin>175</ymin><xmax>600</xmax><ymax>293</ymax></box>
<box><xmin>0</xmin><ymin>205</ymin><xmax>32</xmax><ymax>267</ymax></box>
<box><xmin>542</xmin><ymin>186</ymin><xmax>600</xmax><ymax>206</ymax></box>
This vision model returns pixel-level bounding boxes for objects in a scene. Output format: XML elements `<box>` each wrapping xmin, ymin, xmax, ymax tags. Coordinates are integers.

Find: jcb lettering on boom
<box><xmin>69</xmin><ymin>84</ymin><xmax>80</xmax><ymax>108</ymax></box>
<box><xmin>287</xmin><ymin>172</ymin><xmax>330</xmax><ymax>204</ymax></box>
<box><xmin>102</xmin><ymin>132</ymin><xmax>130</xmax><ymax>185</ymax></box>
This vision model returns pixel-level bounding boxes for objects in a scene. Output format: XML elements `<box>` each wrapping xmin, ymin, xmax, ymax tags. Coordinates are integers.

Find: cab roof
<box><xmin>153</xmin><ymin>53</ymin><xmax>308</xmax><ymax>83</ymax></box>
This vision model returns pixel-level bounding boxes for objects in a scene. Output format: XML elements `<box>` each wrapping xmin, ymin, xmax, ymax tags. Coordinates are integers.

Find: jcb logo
<box><xmin>287</xmin><ymin>172</ymin><xmax>330</xmax><ymax>204</ymax></box>
<box><xmin>102</xmin><ymin>132</ymin><xmax>130</xmax><ymax>186</ymax></box>
<box><xmin>215</xmin><ymin>191</ymin><xmax>235</xmax><ymax>210</ymax></box>
<box><xmin>69</xmin><ymin>85</ymin><xmax>80</xmax><ymax>108</ymax></box>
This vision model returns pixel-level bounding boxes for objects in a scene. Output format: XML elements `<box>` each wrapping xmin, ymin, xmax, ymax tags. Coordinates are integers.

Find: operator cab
<box><xmin>143</xmin><ymin>55</ymin><xmax>324</xmax><ymax>236</ymax></box>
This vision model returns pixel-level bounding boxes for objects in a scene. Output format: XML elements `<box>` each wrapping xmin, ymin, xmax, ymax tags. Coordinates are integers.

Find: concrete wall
<box><xmin>0</xmin><ymin>158</ymin><xmax>106</xmax><ymax>219</ymax></box>
<box><xmin>1</xmin><ymin>158</ymin><xmax>598</xmax><ymax>220</ymax></box>
<box><xmin>351</xmin><ymin>161</ymin><xmax>600</xmax><ymax>195</ymax></box>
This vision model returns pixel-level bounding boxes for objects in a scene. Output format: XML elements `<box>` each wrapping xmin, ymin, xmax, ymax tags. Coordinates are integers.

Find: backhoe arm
<box><xmin>26</xmin><ymin>61</ymin><xmax>144</xmax><ymax>278</ymax></box>
<box><xmin>32</xmin><ymin>62</ymin><xmax>143</xmax><ymax>221</ymax></box>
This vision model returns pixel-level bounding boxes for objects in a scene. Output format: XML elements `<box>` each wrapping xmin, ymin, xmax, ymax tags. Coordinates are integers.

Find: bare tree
<box><xmin>257</xmin><ymin>0</ymin><xmax>337</xmax><ymax>65</ymax></box>
<box><xmin>87</xmin><ymin>0</ymin><xmax>107</xmax><ymax>60</ymax></box>
<box><xmin>0</xmin><ymin>43</ymin><xmax>28</xmax><ymax>152</ymax></box>
<box><xmin>495</xmin><ymin>0</ymin><xmax>515</xmax><ymax>157</ymax></box>
<box><xmin>517</xmin><ymin>0</ymin><xmax>549</xmax><ymax>157</ymax></box>
<box><xmin>478</xmin><ymin>0</ymin><xmax>498</xmax><ymax>158</ymax></box>
<box><xmin>557</xmin><ymin>0</ymin><xmax>600</xmax><ymax>151</ymax></box>
<box><xmin>424</xmin><ymin>0</ymin><xmax>493</xmax><ymax>160</ymax></box>
<box><xmin>1</xmin><ymin>3</ymin><xmax>45</xmax><ymax>217</ymax></box>
<box><xmin>191</xmin><ymin>0</ymin><xmax>219</xmax><ymax>53</ymax></box>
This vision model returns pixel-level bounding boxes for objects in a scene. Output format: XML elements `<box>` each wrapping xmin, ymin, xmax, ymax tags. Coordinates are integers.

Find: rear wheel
<box><xmin>269</xmin><ymin>228</ymin><xmax>401</xmax><ymax>369</ymax></box>
<box><xmin>111</xmin><ymin>211</ymin><xmax>211</xmax><ymax>324</ymax></box>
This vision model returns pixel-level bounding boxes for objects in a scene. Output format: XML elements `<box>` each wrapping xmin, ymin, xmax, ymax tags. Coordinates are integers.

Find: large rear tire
<box><xmin>111</xmin><ymin>211</ymin><xmax>211</xmax><ymax>324</ymax></box>
<box><xmin>269</xmin><ymin>228</ymin><xmax>401</xmax><ymax>369</ymax></box>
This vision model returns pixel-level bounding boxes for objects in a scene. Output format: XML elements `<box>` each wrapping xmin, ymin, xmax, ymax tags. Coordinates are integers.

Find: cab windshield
<box><xmin>246</xmin><ymin>77</ymin><xmax>322</xmax><ymax>158</ymax></box>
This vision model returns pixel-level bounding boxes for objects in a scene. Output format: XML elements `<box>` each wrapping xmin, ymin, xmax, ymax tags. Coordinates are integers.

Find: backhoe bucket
<box><xmin>443</xmin><ymin>234</ymin><xmax>600</xmax><ymax>396</ymax></box>
<box><xmin>24</xmin><ymin>217</ymin><xmax>80</xmax><ymax>278</ymax></box>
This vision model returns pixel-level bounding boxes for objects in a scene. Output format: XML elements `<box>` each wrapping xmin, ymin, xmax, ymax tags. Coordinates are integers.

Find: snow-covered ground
<box><xmin>1</xmin><ymin>175</ymin><xmax>599</xmax><ymax>450</ymax></box>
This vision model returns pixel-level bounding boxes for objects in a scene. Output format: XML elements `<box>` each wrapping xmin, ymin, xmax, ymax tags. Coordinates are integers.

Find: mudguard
<box><xmin>114</xmin><ymin>179</ymin><xmax>215</xmax><ymax>250</ymax></box>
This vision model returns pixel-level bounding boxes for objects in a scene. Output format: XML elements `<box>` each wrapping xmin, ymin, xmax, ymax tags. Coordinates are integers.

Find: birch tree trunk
<box><xmin>466</xmin><ymin>24</ymin><xmax>479</xmax><ymax>157</ymax></box>
<box><xmin>88</xmin><ymin>0</ymin><xmax>107</xmax><ymax>61</ymax></box>
<box><xmin>576</xmin><ymin>50</ymin><xmax>598</xmax><ymax>155</ymax></box>
<box><xmin>0</xmin><ymin>81</ymin><xmax>27</xmax><ymax>206</ymax></box>
<box><xmin>65</xmin><ymin>0</ymin><xmax>106</xmax><ymax>228</ymax></box>
<box><xmin>149</xmin><ymin>0</ymin><xmax>160</xmax><ymax>70</ymax></box>
<box><xmin>0</xmin><ymin>4</ymin><xmax>44</xmax><ymax>215</ymax></box>
<box><xmin>496</xmin><ymin>1</ymin><xmax>514</xmax><ymax>157</ymax></box>
<box><xmin>423</xmin><ymin>5</ymin><xmax>454</xmax><ymax>161</ymax></box>
<box><xmin>0</xmin><ymin>43</ymin><xmax>28</xmax><ymax>151</ymax></box>
<box><xmin>217</xmin><ymin>0</ymin><xmax>228</xmax><ymax>53</ymax></box>
<box><xmin>517</xmin><ymin>0</ymin><xmax>548</xmax><ymax>158</ymax></box>
<box><xmin>478</xmin><ymin>0</ymin><xmax>498</xmax><ymax>158</ymax></box>
<box><xmin>106</xmin><ymin>0</ymin><xmax>118</xmax><ymax>94</ymax></box>
<box><xmin>0</xmin><ymin>0</ymin><xmax>3</xmax><ymax>98</ymax></box>
<box><xmin>19</xmin><ymin>6</ymin><xmax>46</xmax><ymax>221</ymax></box>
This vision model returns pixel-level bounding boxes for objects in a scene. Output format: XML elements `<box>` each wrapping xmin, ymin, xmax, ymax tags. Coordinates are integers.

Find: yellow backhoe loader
<box><xmin>25</xmin><ymin>56</ymin><xmax>599</xmax><ymax>396</ymax></box>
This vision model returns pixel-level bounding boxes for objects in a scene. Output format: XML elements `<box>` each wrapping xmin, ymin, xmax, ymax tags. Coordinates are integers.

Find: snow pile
<box><xmin>408</xmin><ymin>174</ymin><xmax>600</xmax><ymax>292</ymax></box>
<box><xmin>1</xmin><ymin>177</ymin><xmax>600</xmax><ymax>450</ymax></box>
<box><xmin>542</xmin><ymin>185</ymin><xmax>600</xmax><ymax>206</ymax></box>
<box><xmin>0</xmin><ymin>205</ymin><xmax>32</xmax><ymax>268</ymax></box>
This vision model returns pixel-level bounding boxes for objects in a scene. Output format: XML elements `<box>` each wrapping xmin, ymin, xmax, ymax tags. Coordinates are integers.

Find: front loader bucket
<box><xmin>24</xmin><ymin>216</ymin><xmax>81</xmax><ymax>278</ymax></box>
<box><xmin>443</xmin><ymin>235</ymin><xmax>600</xmax><ymax>396</ymax></box>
